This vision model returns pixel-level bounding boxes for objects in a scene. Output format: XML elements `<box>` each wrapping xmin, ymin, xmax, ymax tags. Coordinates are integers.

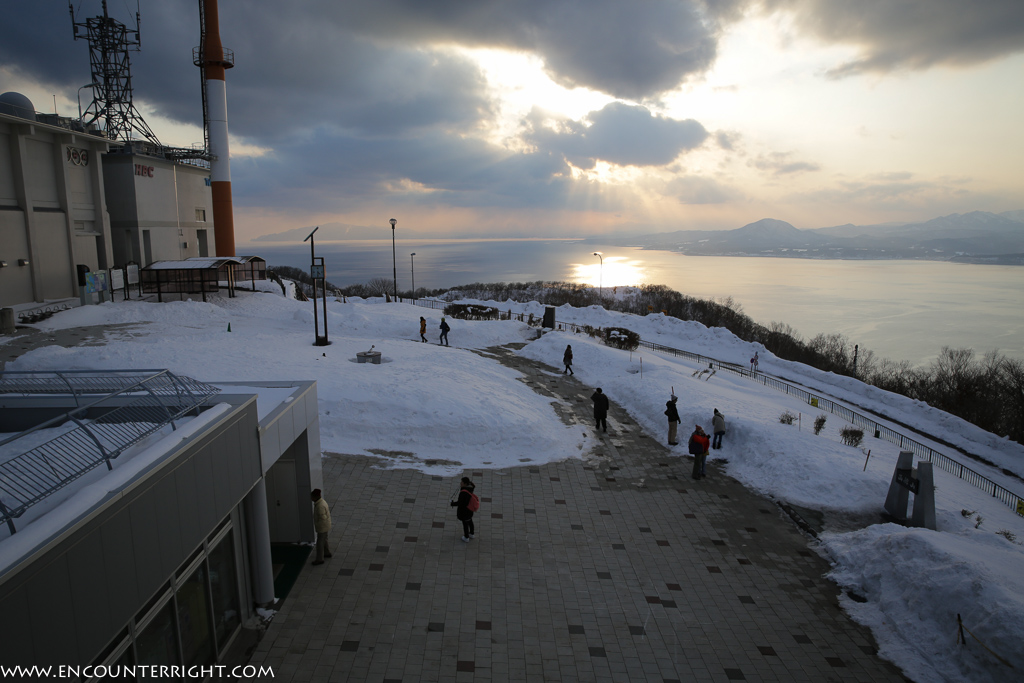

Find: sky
<box><xmin>2</xmin><ymin>1</ymin><xmax>1023</xmax><ymax>239</ymax></box>
<box><xmin>3</xmin><ymin>285</ymin><xmax>1023</xmax><ymax>680</ymax></box>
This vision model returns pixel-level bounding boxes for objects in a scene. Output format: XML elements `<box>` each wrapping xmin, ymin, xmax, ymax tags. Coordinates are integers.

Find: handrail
<box><xmin>0</xmin><ymin>370</ymin><xmax>221</xmax><ymax>534</ymax></box>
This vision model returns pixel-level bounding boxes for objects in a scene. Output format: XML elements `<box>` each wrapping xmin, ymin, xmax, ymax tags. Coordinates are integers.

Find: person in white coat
<box><xmin>311</xmin><ymin>489</ymin><xmax>332</xmax><ymax>565</ymax></box>
<box><xmin>712</xmin><ymin>409</ymin><xmax>726</xmax><ymax>449</ymax></box>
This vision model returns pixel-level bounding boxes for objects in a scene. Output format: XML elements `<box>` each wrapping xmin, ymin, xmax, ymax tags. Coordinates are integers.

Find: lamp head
<box><xmin>389</xmin><ymin>218</ymin><xmax>397</xmax><ymax>228</ymax></box>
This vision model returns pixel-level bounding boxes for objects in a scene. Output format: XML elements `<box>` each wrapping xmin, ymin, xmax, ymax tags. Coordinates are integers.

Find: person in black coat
<box><xmin>665</xmin><ymin>394</ymin><xmax>681</xmax><ymax>445</ymax></box>
<box><xmin>591</xmin><ymin>387</ymin><xmax>610</xmax><ymax>433</ymax></box>
<box><xmin>450</xmin><ymin>477</ymin><xmax>476</xmax><ymax>542</ymax></box>
<box><xmin>563</xmin><ymin>345</ymin><xmax>574</xmax><ymax>375</ymax></box>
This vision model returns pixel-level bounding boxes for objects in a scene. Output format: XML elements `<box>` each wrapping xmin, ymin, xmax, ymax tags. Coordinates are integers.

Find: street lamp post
<box><xmin>77</xmin><ymin>82</ymin><xmax>100</xmax><ymax>121</ymax></box>
<box><xmin>410</xmin><ymin>252</ymin><xmax>417</xmax><ymax>302</ymax></box>
<box><xmin>389</xmin><ymin>218</ymin><xmax>397</xmax><ymax>301</ymax></box>
<box><xmin>593</xmin><ymin>251</ymin><xmax>603</xmax><ymax>298</ymax></box>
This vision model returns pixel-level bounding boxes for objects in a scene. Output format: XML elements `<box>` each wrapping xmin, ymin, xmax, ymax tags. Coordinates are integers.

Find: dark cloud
<box><xmin>232</xmin><ymin>126</ymin><xmax>580</xmax><ymax>212</ymax></box>
<box><xmin>330</xmin><ymin>0</ymin><xmax>738</xmax><ymax>99</ymax></box>
<box><xmin>750</xmin><ymin>152</ymin><xmax>821</xmax><ymax>176</ymax></box>
<box><xmin>715</xmin><ymin>130</ymin><xmax>740</xmax><ymax>151</ymax></box>
<box><xmin>764</xmin><ymin>0</ymin><xmax>1024</xmax><ymax>76</ymax></box>
<box><xmin>525</xmin><ymin>103</ymin><xmax>708</xmax><ymax>169</ymax></box>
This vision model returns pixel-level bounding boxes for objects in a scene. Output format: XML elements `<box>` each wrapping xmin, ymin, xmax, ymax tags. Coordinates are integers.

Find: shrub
<box><xmin>604</xmin><ymin>327</ymin><xmax>640</xmax><ymax>351</ymax></box>
<box><xmin>444</xmin><ymin>303</ymin><xmax>499</xmax><ymax>320</ymax></box>
<box><xmin>813</xmin><ymin>415</ymin><xmax>827</xmax><ymax>435</ymax></box>
<box><xmin>839</xmin><ymin>427</ymin><xmax>864</xmax><ymax>447</ymax></box>
<box><xmin>996</xmin><ymin>529</ymin><xmax>1017</xmax><ymax>543</ymax></box>
<box><xmin>779</xmin><ymin>411</ymin><xmax>797</xmax><ymax>425</ymax></box>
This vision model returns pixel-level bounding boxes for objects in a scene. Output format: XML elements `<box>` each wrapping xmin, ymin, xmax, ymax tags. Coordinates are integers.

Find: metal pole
<box><xmin>410</xmin><ymin>252</ymin><xmax>416</xmax><ymax>302</ymax></box>
<box><xmin>593</xmin><ymin>252</ymin><xmax>603</xmax><ymax>298</ymax></box>
<box><xmin>304</xmin><ymin>227</ymin><xmax>319</xmax><ymax>343</ymax></box>
<box><xmin>389</xmin><ymin>218</ymin><xmax>397</xmax><ymax>301</ymax></box>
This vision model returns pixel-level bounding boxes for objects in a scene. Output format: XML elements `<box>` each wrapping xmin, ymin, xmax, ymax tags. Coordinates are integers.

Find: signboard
<box><xmin>895</xmin><ymin>468</ymin><xmax>920</xmax><ymax>494</ymax></box>
<box><xmin>810</xmin><ymin>397</ymin><xmax>819</xmax><ymax>408</ymax></box>
<box><xmin>126</xmin><ymin>263</ymin><xmax>140</xmax><ymax>285</ymax></box>
<box><xmin>110</xmin><ymin>268</ymin><xmax>125</xmax><ymax>291</ymax></box>
<box><xmin>1017</xmin><ymin>498</ymin><xmax>1024</xmax><ymax>517</ymax></box>
<box><xmin>84</xmin><ymin>271</ymin><xmax>108</xmax><ymax>294</ymax></box>
<box><xmin>310</xmin><ymin>264</ymin><xmax>325</xmax><ymax>280</ymax></box>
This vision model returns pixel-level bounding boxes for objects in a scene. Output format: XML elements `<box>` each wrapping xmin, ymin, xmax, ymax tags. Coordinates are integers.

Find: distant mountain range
<box><xmin>600</xmin><ymin>211</ymin><xmax>1024</xmax><ymax>264</ymax></box>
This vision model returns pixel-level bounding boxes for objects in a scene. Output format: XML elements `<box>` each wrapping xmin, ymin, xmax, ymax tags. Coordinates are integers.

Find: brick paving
<box><xmin>251</xmin><ymin>343</ymin><xmax>908</xmax><ymax>682</ymax></box>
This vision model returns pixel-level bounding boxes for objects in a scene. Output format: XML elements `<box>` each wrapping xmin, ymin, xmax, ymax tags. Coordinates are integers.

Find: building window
<box><xmin>135</xmin><ymin>599</ymin><xmax>180</xmax><ymax>671</ymax></box>
<box><xmin>196</xmin><ymin>208</ymin><xmax>206</xmax><ymax>222</ymax></box>
<box><xmin>178</xmin><ymin>562</ymin><xmax>215</xmax><ymax>667</ymax></box>
<box><xmin>209</xmin><ymin>531</ymin><xmax>242</xmax><ymax>651</ymax></box>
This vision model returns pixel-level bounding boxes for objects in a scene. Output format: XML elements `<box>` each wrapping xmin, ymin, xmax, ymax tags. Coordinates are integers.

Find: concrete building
<box><xmin>0</xmin><ymin>371</ymin><xmax>322</xmax><ymax>673</ymax></box>
<box><xmin>103</xmin><ymin>146</ymin><xmax>214</xmax><ymax>268</ymax></box>
<box><xmin>0</xmin><ymin>92</ymin><xmax>214</xmax><ymax>312</ymax></box>
<box><xmin>0</xmin><ymin>94</ymin><xmax>114</xmax><ymax>309</ymax></box>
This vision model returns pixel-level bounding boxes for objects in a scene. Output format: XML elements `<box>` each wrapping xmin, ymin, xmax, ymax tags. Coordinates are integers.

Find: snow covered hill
<box><xmin>3</xmin><ymin>285</ymin><xmax>1022</xmax><ymax>681</ymax></box>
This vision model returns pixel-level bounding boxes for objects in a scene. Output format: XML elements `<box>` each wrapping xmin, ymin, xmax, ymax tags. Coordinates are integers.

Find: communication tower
<box><xmin>68</xmin><ymin>0</ymin><xmax>160</xmax><ymax>145</ymax></box>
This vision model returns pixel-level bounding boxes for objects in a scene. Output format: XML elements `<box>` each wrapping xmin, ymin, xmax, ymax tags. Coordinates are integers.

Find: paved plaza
<box><xmin>251</xmin><ymin>344</ymin><xmax>908</xmax><ymax>682</ymax></box>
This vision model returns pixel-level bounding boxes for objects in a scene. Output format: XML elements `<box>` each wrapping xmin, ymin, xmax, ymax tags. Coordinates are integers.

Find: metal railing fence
<box><xmin>635</xmin><ymin>339</ymin><xmax>1023</xmax><ymax>517</ymax></box>
<box><xmin>0</xmin><ymin>370</ymin><xmax>221</xmax><ymax>534</ymax></box>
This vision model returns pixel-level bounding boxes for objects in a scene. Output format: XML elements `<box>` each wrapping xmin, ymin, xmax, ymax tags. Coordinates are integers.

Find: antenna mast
<box><xmin>68</xmin><ymin>0</ymin><xmax>160</xmax><ymax>144</ymax></box>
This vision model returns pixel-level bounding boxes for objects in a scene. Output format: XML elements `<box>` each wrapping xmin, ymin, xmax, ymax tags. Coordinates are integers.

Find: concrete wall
<box><xmin>104</xmin><ymin>154</ymin><xmax>212</xmax><ymax>267</ymax></box>
<box><xmin>0</xmin><ymin>113</ymin><xmax>113</xmax><ymax>308</ymax></box>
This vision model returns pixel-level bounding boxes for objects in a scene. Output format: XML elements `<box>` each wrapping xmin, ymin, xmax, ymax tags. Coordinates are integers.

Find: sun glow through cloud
<box><xmin>571</xmin><ymin>255</ymin><xmax>648</xmax><ymax>288</ymax></box>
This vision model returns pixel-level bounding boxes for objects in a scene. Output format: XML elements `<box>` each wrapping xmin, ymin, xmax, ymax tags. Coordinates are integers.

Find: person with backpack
<box><xmin>450</xmin><ymin>476</ymin><xmax>478</xmax><ymax>542</ymax></box>
<box><xmin>419</xmin><ymin>316</ymin><xmax>428</xmax><ymax>342</ymax></box>
<box><xmin>439</xmin><ymin>317</ymin><xmax>451</xmax><ymax>346</ymax></box>
<box><xmin>563</xmin><ymin>344</ymin><xmax>574</xmax><ymax>375</ymax></box>
<box><xmin>665</xmin><ymin>394</ymin><xmax>681</xmax><ymax>445</ymax></box>
<box><xmin>688</xmin><ymin>425</ymin><xmax>710</xmax><ymax>480</ymax></box>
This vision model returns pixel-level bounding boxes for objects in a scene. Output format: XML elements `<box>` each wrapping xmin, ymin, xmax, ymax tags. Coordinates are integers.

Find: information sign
<box><xmin>310</xmin><ymin>264</ymin><xmax>325</xmax><ymax>280</ymax></box>
<box><xmin>84</xmin><ymin>271</ymin><xmax>108</xmax><ymax>294</ymax></box>
<box><xmin>110</xmin><ymin>268</ymin><xmax>125</xmax><ymax>291</ymax></box>
<box><xmin>895</xmin><ymin>468</ymin><xmax>920</xmax><ymax>494</ymax></box>
<box><xmin>126</xmin><ymin>263</ymin><xmax>140</xmax><ymax>285</ymax></box>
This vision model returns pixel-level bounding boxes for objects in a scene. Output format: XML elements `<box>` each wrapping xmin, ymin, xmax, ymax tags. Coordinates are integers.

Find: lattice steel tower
<box><xmin>68</xmin><ymin>0</ymin><xmax>160</xmax><ymax>144</ymax></box>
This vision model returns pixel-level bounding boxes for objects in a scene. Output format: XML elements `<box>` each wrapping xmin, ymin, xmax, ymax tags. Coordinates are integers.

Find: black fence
<box><xmin>636</xmin><ymin>339</ymin><xmax>1024</xmax><ymax>517</ymax></box>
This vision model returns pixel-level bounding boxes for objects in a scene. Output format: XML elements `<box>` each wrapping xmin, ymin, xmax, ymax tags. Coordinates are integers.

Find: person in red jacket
<box><xmin>688</xmin><ymin>425</ymin><xmax>711</xmax><ymax>480</ymax></box>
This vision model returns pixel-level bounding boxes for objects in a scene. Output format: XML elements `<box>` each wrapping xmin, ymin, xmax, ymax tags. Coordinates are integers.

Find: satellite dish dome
<box><xmin>0</xmin><ymin>92</ymin><xmax>36</xmax><ymax>120</ymax></box>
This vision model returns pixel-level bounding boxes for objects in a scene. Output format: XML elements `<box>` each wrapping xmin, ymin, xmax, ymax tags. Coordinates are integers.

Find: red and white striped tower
<box><xmin>201</xmin><ymin>0</ymin><xmax>236</xmax><ymax>256</ymax></box>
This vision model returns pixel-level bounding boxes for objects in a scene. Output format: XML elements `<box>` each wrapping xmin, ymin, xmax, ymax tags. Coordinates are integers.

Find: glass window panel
<box><xmin>178</xmin><ymin>562</ymin><xmax>215</xmax><ymax>667</ymax></box>
<box><xmin>135</xmin><ymin>599</ymin><xmax>179</xmax><ymax>675</ymax></box>
<box><xmin>209</xmin><ymin>530</ymin><xmax>241</xmax><ymax>651</ymax></box>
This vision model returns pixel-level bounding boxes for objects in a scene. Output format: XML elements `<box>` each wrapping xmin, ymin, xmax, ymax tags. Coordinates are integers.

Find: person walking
<box><xmin>563</xmin><ymin>344</ymin><xmax>574</xmax><ymax>375</ymax></box>
<box><xmin>688</xmin><ymin>425</ymin><xmax>710</xmax><ymax>480</ymax></box>
<box><xmin>419</xmin><ymin>316</ymin><xmax>428</xmax><ymax>342</ymax></box>
<box><xmin>665</xmin><ymin>394</ymin><xmax>681</xmax><ymax>445</ymax></box>
<box><xmin>591</xmin><ymin>387</ymin><xmax>610</xmax><ymax>433</ymax></box>
<box><xmin>712</xmin><ymin>409</ymin><xmax>726</xmax><ymax>449</ymax></box>
<box><xmin>439</xmin><ymin>317</ymin><xmax>450</xmax><ymax>346</ymax></box>
<box><xmin>450</xmin><ymin>477</ymin><xmax>477</xmax><ymax>542</ymax></box>
<box><xmin>310</xmin><ymin>489</ymin><xmax>332</xmax><ymax>565</ymax></box>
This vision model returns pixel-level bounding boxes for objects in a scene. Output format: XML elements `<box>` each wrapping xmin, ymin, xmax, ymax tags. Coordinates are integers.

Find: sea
<box><xmin>244</xmin><ymin>238</ymin><xmax>1024</xmax><ymax>367</ymax></box>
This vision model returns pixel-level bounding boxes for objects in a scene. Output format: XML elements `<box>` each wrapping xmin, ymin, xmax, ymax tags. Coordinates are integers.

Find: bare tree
<box><xmin>365</xmin><ymin>277</ymin><xmax>395</xmax><ymax>297</ymax></box>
